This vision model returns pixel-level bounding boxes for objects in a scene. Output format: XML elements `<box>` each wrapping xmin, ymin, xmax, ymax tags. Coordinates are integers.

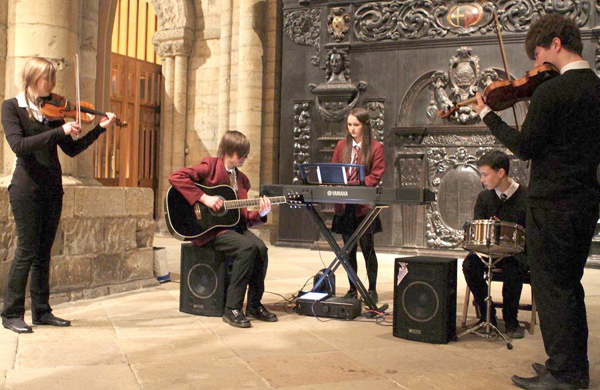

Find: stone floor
<box><xmin>1</xmin><ymin>233</ymin><xmax>600</xmax><ymax>389</ymax></box>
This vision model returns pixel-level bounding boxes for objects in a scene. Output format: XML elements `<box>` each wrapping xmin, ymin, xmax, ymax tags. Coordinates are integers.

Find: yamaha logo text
<box><xmin>327</xmin><ymin>190</ymin><xmax>348</xmax><ymax>197</ymax></box>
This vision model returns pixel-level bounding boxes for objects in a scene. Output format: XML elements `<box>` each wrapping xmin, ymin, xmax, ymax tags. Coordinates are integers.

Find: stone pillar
<box><xmin>174</xmin><ymin>54</ymin><xmax>188</xmax><ymax>170</ymax></box>
<box><xmin>3</xmin><ymin>0</ymin><xmax>79</xmax><ymax>177</ymax></box>
<box><xmin>158</xmin><ymin>55</ymin><xmax>174</xmax><ymax>207</ymax></box>
<box><xmin>218</xmin><ymin>0</ymin><xmax>234</xmax><ymax>138</ymax></box>
<box><xmin>75</xmin><ymin>0</ymin><xmax>101</xmax><ymax>182</ymax></box>
<box><xmin>237</xmin><ymin>0</ymin><xmax>265</xmax><ymax>194</ymax></box>
<box><xmin>0</xmin><ymin>0</ymin><xmax>6</xmax><ymax>175</ymax></box>
<box><xmin>153</xmin><ymin>28</ymin><xmax>193</xmax><ymax>206</ymax></box>
<box><xmin>261</xmin><ymin>0</ymin><xmax>281</xmax><ymax>186</ymax></box>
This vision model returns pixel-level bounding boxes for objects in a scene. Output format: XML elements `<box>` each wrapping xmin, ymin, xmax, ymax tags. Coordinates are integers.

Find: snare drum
<box><xmin>462</xmin><ymin>219</ymin><xmax>525</xmax><ymax>255</ymax></box>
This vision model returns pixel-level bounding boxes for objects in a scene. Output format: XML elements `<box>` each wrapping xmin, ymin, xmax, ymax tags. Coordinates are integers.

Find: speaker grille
<box><xmin>402</xmin><ymin>281</ymin><xmax>439</xmax><ymax>322</ymax></box>
<box><xmin>187</xmin><ymin>263</ymin><xmax>219</xmax><ymax>299</ymax></box>
<box><xmin>393</xmin><ymin>256</ymin><xmax>457</xmax><ymax>344</ymax></box>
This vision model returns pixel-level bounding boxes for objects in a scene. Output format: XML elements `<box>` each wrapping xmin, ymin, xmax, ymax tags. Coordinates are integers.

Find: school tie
<box><xmin>348</xmin><ymin>145</ymin><xmax>360</xmax><ymax>182</ymax></box>
<box><xmin>500</xmin><ymin>193</ymin><xmax>508</xmax><ymax>202</ymax></box>
<box><xmin>229</xmin><ymin>169</ymin><xmax>237</xmax><ymax>193</ymax></box>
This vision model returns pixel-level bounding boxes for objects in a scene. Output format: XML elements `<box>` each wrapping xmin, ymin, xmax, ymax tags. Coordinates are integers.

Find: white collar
<box><xmin>352</xmin><ymin>140</ymin><xmax>362</xmax><ymax>148</ymax></box>
<box><xmin>560</xmin><ymin>60</ymin><xmax>590</xmax><ymax>75</ymax></box>
<box><xmin>16</xmin><ymin>91</ymin><xmax>43</xmax><ymax>121</ymax></box>
<box><xmin>16</xmin><ymin>92</ymin><xmax>28</xmax><ymax>107</ymax></box>
<box><xmin>495</xmin><ymin>179</ymin><xmax>519</xmax><ymax>200</ymax></box>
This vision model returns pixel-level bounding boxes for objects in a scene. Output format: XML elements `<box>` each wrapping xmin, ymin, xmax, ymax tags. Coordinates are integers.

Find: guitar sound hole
<box><xmin>209</xmin><ymin>196</ymin><xmax>228</xmax><ymax>217</ymax></box>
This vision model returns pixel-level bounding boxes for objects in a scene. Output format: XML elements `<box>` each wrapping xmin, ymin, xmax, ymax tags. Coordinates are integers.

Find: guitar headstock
<box><xmin>285</xmin><ymin>193</ymin><xmax>305</xmax><ymax>209</ymax></box>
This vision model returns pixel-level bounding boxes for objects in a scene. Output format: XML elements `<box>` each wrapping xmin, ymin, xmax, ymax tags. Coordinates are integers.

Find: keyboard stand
<box><xmin>306</xmin><ymin>203</ymin><xmax>388</xmax><ymax>312</ymax></box>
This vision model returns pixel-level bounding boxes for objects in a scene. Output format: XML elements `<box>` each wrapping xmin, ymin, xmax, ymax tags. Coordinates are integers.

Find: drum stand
<box><xmin>457</xmin><ymin>247</ymin><xmax>514</xmax><ymax>350</ymax></box>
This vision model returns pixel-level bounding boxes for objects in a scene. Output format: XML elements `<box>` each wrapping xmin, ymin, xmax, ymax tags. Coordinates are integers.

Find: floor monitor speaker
<box><xmin>180</xmin><ymin>243</ymin><xmax>228</xmax><ymax>317</ymax></box>
<box><xmin>393</xmin><ymin>256</ymin><xmax>457</xmax><ymax>344</ymax></box>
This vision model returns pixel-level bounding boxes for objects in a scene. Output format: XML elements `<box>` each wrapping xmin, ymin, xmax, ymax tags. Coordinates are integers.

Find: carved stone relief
<box><xmin>152</xmin><ymin>0</ymin><xmax>188</xmax><ymax>30</ymax></box>
<box><xmin>284</xmin><ymin>8</ymin><xmax>321</xmax><ymax>66</ymax></box>
<box><xmin>425</xmin><ymin>147</ymin><xmax>488</xmax><ymax>248</ymax></box>
<box><xmin>353</xmin><ymin>0</ymin><xmax>590</xmax><ymax>42</ymax></box>
<box><xmin>309</xmin><ymin>48</ymin><xmax>367</xmax><ymax>121</ymax></box>
<box><xmin>422</xmin><ymin>134</ymin><xmax>499</xmax><ymax>147</ymax></box>
<box><xmin>366</xmin><ymin>100</ymin><xmax>385</xmax><ymax>143</ymax></box>
<box><xmin>354</xmin><ymin>1</ymin><xmax>449</xmax><ymax>41</ymax></box>
<box><xmin>398</xmin><ymin>47</ymin><xmax>506</xmax><ymax>126</ymax></box>
<box><xmin>293</xmin><ymin>101</ymin><xmax>312</xmax><ymax>184</ymax></box>
<box><xmin>327</xmin><ymin>7</ymin><xmax>351</xmax><ymax>41</ymax></box>
<box><xmin>596</xmin><ymin>45</ymin><xmax>600</xmax><ymax>77</ymax></box>
<box><xmin>396</xmin><ymin>154</ymin><xmax>424</xmax><ymax>187</ymax></box>
<box><xmin>430</xmin><ymin>47</ymin><xmax>495</xmax><ymax>125</ymax></box>
<box><xmin>500</xmin><ymin>0</ymin><xmax>589</xmax><ymax>31</ymax></box>
<box><xmin>151</xmin><ymin>0</ymin><xmax>195</xmax><ymax>58</ymax></box>
<box><xmin>324</xmin><ymin>47</ymin><xmax>351</xmax><ymax>83</ymax></box>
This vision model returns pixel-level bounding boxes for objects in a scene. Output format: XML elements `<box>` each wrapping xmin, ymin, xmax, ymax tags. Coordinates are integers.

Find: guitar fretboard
<box><xmin>223</xmin><ymin>196</ymin><xmax>287</xmax><ymax>210</ymax></box>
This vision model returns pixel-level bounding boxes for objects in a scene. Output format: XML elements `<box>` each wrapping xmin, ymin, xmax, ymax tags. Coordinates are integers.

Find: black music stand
<box><xmin>298</xmin><ymin>163</ymin><xmax>366</xmax><ymax>186</ymax></box>
<box><xmin>297</xmin><ymin>163</ymin><xmax>386</xmax><ymax>312</ymax></box>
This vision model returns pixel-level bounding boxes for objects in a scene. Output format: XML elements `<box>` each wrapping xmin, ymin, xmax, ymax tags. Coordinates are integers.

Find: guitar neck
<box><xmin>223</xmin><ymin>196</ymin><xmax>287</xmax><ymax>210</ymax></box>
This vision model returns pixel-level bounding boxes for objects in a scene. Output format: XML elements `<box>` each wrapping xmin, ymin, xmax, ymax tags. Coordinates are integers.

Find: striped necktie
<box><xmin>348</xmin><ymin>145</ymin><xmax>360</xmax><ymax>182</ymax></box>
<box><xmin>229</xmin><ymin>169</ymin><xmax>237</xmax><ymax>193</ymax></box>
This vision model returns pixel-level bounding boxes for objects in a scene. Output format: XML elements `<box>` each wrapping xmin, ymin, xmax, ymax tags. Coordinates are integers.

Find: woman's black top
<box><xmin>2</xmin><ymin>97</ymin><xmax>106</xmax><ymax>200</ymax></box>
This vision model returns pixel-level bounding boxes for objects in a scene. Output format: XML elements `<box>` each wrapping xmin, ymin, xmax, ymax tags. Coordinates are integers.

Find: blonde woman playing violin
<box><xmin>1</xmin><ymin>57</ymin><xmax>116</xmax><ymax>334</ymax></box>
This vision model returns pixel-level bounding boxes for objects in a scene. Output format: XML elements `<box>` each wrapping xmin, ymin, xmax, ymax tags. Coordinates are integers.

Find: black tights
<box><xmin>343</xmin><ymin>229</ymin><xmax>378</xmax><ymax>292</ymax></box>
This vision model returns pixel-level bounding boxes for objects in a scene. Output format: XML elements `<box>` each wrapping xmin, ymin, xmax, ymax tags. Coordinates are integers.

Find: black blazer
<box><xmin>2</xmin><ymin>97</ymin><xmax>106</xmax><ymax>200</ymax></box>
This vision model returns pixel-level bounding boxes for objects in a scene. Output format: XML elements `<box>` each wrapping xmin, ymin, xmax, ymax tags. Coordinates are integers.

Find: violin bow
<box><xmin>74</xmin><ymin>53</ymin><xmax>81</xmax><ymax>136</ymax></box>
<box><xmin>493</xmin><ymin>11</ymin><xmax>520</xmax><ymax>131</ymax></box>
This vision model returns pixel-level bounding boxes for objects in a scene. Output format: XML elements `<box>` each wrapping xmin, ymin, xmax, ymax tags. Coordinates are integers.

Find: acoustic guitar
<box><xmin>164</xmin><ymin>183</ymin><xmax>303</xmax><ymax>241</ymax></box>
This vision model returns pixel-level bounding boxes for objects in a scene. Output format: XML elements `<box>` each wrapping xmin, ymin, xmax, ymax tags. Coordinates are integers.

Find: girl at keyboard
<box><xmin>331</xmin><ymin>107</ymin><xmax>385</xmax><ymax>303</ymax></box>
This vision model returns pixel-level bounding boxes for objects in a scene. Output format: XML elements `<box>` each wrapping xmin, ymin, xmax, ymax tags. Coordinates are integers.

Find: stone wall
<box><xmin>150</xmin><ymin>0</ymin><xmax>281</xmax><ymax>242</ymax></box>
<box><xmin>0</xmin><ymin>186</ymin><xmax>157</xmax><ymax>306</ymax></box>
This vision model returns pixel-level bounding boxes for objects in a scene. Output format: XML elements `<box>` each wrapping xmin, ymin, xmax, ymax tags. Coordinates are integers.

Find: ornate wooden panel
<box><xmin>277</xmin><ymin>0</ymin><xmax>596</xmax><ymax>250</ymax></box>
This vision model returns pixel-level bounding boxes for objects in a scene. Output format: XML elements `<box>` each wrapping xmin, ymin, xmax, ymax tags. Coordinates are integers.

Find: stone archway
<box><xmin>96</xmin><ymin>0</ymin><xmax>196</xmax><ymax>208</ymax></box>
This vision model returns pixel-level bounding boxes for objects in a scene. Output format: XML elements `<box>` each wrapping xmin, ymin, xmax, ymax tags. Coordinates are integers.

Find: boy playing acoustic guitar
<box><xmin>169</xmin><ymin>130</ymin><xmax>277</xmax><ymax>328</ymax></box>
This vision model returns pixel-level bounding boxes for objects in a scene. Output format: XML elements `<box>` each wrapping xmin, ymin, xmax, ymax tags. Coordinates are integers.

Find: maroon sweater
<box><xmin>331</xmin><ymin>139</ymin><xmax>386</xmax><ymax>217</ymax></box>
<box><xmin>168</xmin><ymin>157</ymin><xmax>265</xmax><ymax>246</ymax></box>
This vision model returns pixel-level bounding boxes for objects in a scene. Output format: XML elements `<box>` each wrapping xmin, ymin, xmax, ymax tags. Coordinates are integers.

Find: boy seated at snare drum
<box><xmin>462</xmin><ymin>150</ymin><xmax>528</xmax><ymax>339</ymax></box>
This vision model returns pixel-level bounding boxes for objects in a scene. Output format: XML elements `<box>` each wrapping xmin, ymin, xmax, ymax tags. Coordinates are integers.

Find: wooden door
<box><xmin>94</xmin><ymin>53</ymin><xmax>161</xmax><ymax>190</ymax></box>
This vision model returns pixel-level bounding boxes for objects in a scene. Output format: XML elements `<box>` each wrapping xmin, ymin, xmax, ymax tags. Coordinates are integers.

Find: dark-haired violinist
<box><xmin>472</xmin><ymin>14</ymin><xmax>600</xmax><ymax>390</ymax></box>
<box><xmin>1</xmin><ymin>57</ymin><xmax>116</xmax><ymax>334</ymax></box>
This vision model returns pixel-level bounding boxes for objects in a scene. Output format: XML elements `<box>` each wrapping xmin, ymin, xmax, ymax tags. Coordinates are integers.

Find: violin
<box><xmin>438</xmin><ymin>64</ymin><xmax>559</xmax><ymax>119</ymax></box>
<box><xmin>39</xmin><ymin>93</ymin><xmax>128</xmax><ymax>127</ymax></box>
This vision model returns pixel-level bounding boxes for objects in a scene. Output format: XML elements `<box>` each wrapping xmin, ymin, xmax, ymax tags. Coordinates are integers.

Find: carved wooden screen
<box><xmin>94</xmin><ymin>53</ymin><xmax>161</xmax><ymax>189</ymax></box>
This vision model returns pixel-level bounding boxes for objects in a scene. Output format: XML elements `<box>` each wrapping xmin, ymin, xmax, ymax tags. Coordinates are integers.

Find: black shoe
<box><xmin>32</xmin><ymin>313</ymin><xmax>71</xmax><ymax>327</ymax></box>
<box><xmin>511</xmin><ymin>371</ymin><xmax>578</xmax><ymax>390</ymax></box>
<box><xmin>506</xmin><ymin>325</ymin><xmax>525</xmax><ymax>339</ymax></box>
<box><xmin>222</xmin><ymin>309</ymin><xmax>251</xmax><ymax>328</ymax></box>
<box><xmin>246</xmin><ymin>305</ymin><xmax>278</xmax><ymax>322</ymax></box>
<box><xmin>532</xmin><ymin>364</ymin><xmax>589</xmax><ymax>389</ymax></box>
<box><xmin>344</xmin><ymin>289</ymin><xmax>357</xmax><ymax>299</ymax></box>
<box><xmin>2</xmin><ymin>319</ymin><xmax>33</xmax><ymax>334</ymax></box>
<box><xmin>367</xmin><ymin>290</ymin><xmax>378</xmax><ymax>304</ymax></box>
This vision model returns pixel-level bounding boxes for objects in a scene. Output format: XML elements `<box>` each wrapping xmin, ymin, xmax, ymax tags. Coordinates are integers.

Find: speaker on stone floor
<box><xmin>180</xmin><ymin>243</ymin><xmax>229</xmax><ymax>317</ymax></box>
<box><xmin>393</xmin><ymin>256</ymin><xmax>457</xmax><ymax>344</ymax></box>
